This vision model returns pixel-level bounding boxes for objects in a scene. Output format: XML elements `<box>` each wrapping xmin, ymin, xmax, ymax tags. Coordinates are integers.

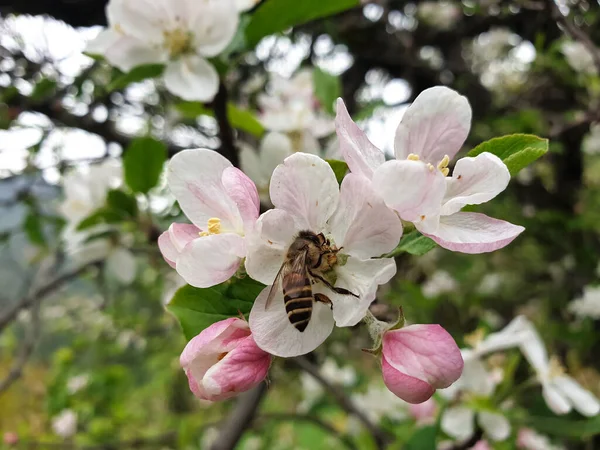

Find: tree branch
<box><xmin>209</xmin><ymin>382</ymin><xmax>268</xmax><ymax>450</ymax></box>
<box><xmin>292</xmin><ymin>356</ymin><xmax>391</xmax><ymax>449</ymax></box>
<box><xmin>448</xmin><ymin>426</ymin><xmax>484</xmax><ymax>450</ymax></box>
<box><xmin>212</xmin><ymin>82</ymin><xmax>239</xmax><ymax>167</ymax></box>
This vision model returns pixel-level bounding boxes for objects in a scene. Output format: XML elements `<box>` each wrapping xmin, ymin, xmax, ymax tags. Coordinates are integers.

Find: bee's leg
<box><xmin>309</xmin><ymin>270</ymin><xmax>359</xmax><ymax>298</ymax></box>
<box><xmin>314</xmin><ymin>293</ymin><xmax>333</xmax><ymax>310</ymax></box>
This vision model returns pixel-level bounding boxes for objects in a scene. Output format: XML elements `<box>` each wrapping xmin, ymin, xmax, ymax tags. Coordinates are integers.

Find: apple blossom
<box><xmin>351</xmin><ymin>383</ymin><xmax>411</xmax><ymax>424</ymax></box>
<box><xmin>561</xmin><ymin>41</ymin><xmax>598</xmax><ymax>76</ymax></box>
<box><xmin>568</xmin><ymin>285</ymin><xmax>600</xmax><ymax>319</ymax></box>
<box><xmin>381</xmin><ymin>324</ymin><xmax>463</xmax><ymax>403</ymax></box>
<box><xmin>517</xmin><ymin>428</ymin><xmax>565</xmax><ymax>450</ymax></box>
<box><xmin>3</xmin><ymin>433</ymin><xmax>18</xmax><ymax>446</ymax></box>
<box><xmin>158</xmin><ymin>149</ymin><xmax>259</xmax><ymax>288</ymax></box>
<box><xmin>87</xmin><ymin>0</ymin><xmax>240</xmax><ymax>101</ymax></box>
<box><xmin>52</xmin><ymin>409</ymin><xmax>78</xmax><ymax>438</ymax></box>
<box><xmin>441</xmin><ymin>406</ymin><xmax>511</xmax><ymax>442</ymax></box>
<box><xmin>247</xmin><ymin>153</ymin><xmax>402</xmax><ymax>357</ymax></box>
<box><xmin>335</xmin><ymin>86</ymin><xmax>525</xmax><ymax>253</ymax></box>
<box><xmin>181</xmin><ymin>318</ymin><xmax>271</xmax><ymax>401</ymax></box>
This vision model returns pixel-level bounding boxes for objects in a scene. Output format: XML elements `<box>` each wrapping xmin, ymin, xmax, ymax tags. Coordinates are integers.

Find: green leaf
<box><xmin>107</xmin><ymin>64</ymin><xmax>165</xmax><ymax>92</ymax></box>
<box><xmin>167</xmin><ymin>277</ymin><xmax>266</xmax><ymax>340</ymax></box>
<box><xmin>326</xmin><ymin>159</ymin><xmax>348</xmax><ymax>184</ymax></box>
<box><xmin>123</xmin><ymin>137</ymin><xmax>167</xmax><ymax>194</ymax></box>
<box><xmin>384</xmin><ymin>230</ymin><xmax>437</xmax><ymax>257</ymax></box>
<box><xmin>522</xmin><ymin>415</ymin><xmax>600</xmax><ymax>439</ymax></box>
<box><xmin>467</xmin><ymin>134</ymin><xmax>549</xmax><ymax>176</ymax></box>
<box><xmin>404</xmin><ymin>425</ymin><xmax>437</xmax><ymax>450</ymax></box>
<box><xmin>107</xmin><ymin>189</ymin><xmax>138</xmax><ymax>218</ymax></box>
<box><xmin>245</xmin><ymin>0</ymin><xmax>360</xmax><ymax>48</ymax></box>
<box><xmin>76</xmin><ymin>208</ymin><xmax>127</xmax><ymax>231</ymax></box>
<box><xmin>30</xmin><ymin>78</ymin><xmax>57</xmax><ymax>101</ymax></box>
<box><xmin>174</xmin><ymin>102</ymin><xmax>265</xmax><ymax>137</ymax></box>
<box><xmin>313</xmin><ymin>67</ymin><xmax>341</xmax><ymax>115</ymax></box>
<box><xmin>24</xmin><ymin>213</ymin><xmax>46</xmax><ymax>247</ymax></box>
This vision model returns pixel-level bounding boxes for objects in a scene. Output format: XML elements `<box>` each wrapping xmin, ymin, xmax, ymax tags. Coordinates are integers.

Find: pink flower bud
<box><xmin>180</xmin><ymin>318</ymin><xmax>271</xmax><ymax>401</ymax></box>
<box><xmin>381</xmin><ymin>324</ymin><xmax>463</xmax><ymax>404</ymax></box>
<box><xmin>3</xmin><ymin>432</ymin><xmax>18</xmax><ymax>446</ymax></box>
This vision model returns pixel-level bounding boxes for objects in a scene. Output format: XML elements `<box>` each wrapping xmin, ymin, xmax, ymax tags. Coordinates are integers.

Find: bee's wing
<box><xmin>264</xmin><ymin>250</ymin><xmax>308</xmax><ymax>310</ymax></box>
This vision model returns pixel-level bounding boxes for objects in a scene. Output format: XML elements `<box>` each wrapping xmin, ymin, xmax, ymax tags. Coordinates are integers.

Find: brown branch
<box><xmin>548</xmin><ymin>0</ymin><xmax>600</xmax><ymax>73</ymax></box>
<box><xmin>292</xmin><ymin>356</ymin><xmax>391</xmax><ymax>449</ymax></box>
<box><xmin>209</xmin><ymin>381</ymin><xmax>268</xmax><ymax>450</ymax></box>
<box><xmin>212</xmin><ymin>82</ymin><xmax>239</xmax><ymax>167</ymax></box>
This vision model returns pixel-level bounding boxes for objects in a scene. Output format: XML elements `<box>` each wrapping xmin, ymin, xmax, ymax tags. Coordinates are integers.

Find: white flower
<box><xmin>417</xmin><ymin>1</ymin><xmax>461</xmax><ymax>30</ymax></box>
<box><xmin>247</xmin><ymin>153</ymin><xmax>402</xmax><ymax>357</ymax></box>
<box><xmin>299</xmin><ymin>358</ymin><xmax>356</xmax><ymax>412</ymax></box>
<box><xmin>441</xmin><ymin>407</ymin><xmax>510</xmax><ymax>442</ymax></box>
<box><xmin>51</xmin><ymin>410</ymin><xmax>78</xmax><ymax>438</ymax></box>
<box><xmin>517</xmin><ymin>428</ymin><xmax>565</xmax><ymax>450</ymax></box>
<box><xmin>568</xmin><ymin>285</ymin><xmax>600</xmax><ymax>319</ymax></box>
<box><xmin>87</xmin><ymin>0</ymin><xmax>240</xmax><ymax>101</ymax></box>
<box><xmin>422</xmin><ymin>270</ymin><xmax>458</xmax><ymax>298</ymax></box>
<box><xmin>351</xmin><ymin>383</ymin><xmax>409</xmax><ymax>424</ymax></box>
<box><xmin>583</xmin><ymin>123</ymin><xmax>600</xmax><ymax>155</ymax></box>
<box><xmin>477</xmin><ymin>273</ymin><xmax>504</xmax><ymax>295</ymax></box>
<box><xmin>66</xmin><ymin>374</ymin><xmax>89</xmax><ymax>394</ymax></box>
<box><xmin>561</xmin><ymin>41</ymin><xmax>598</xmax><ymax>75</ymax></box>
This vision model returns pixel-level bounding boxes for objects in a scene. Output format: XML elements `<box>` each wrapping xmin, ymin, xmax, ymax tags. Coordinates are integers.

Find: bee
<box><xmin>265</xmin><ymin>230</ymin><xmax>359</xmax><ymax>332</ymax></box>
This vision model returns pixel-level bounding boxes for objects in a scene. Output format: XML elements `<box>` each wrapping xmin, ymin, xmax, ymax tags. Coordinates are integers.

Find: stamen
<box><xmin>440</xmin><ymin>168</ymin><xmax>449</xmax><ymax>177</ymax></box>
<box><xmin>407</xmin><ymin>153</ymin><xmax>420</xmax><ymax>161</ymax></box>
<box><xmin>426</xmin><ymin>163</ymin><xmax>434</xmax><ymax>172</ymax></box>
<box><xmin>438</xmin><ymin>154</ymin><xmax>450</xmax><ymax>170</ymax></box>
<box><xmin>199</xmin><ymin>218</ymin><xmax>222</xmax><ymax>237</ymax></box>
<box><xmin>163</xmin><ymin>28</ymin><xmax>192</xmax><ymax>57</ymax></box>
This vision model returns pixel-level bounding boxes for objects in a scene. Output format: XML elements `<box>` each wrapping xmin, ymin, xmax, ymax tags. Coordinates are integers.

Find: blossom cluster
<box><xmin>157</xmin><ymin>85</ymin><xmax>526</xmax><ymax>405</ymax></box>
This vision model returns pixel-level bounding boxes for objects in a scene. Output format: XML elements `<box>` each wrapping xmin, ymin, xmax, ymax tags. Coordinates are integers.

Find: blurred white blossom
<box><xmin>569</xmin><ymin>286</ymin><xmax>600</xmax><ymax>319</ymax></box>
<box><xmin>561</xmin><ymin>41</ymin><xmax>598</xmax><ymax>75</ymax></box>
<box><xmin>417</xmin><ymin>1</ymin><xmax>461</xmax><ymax>30</ymax></box>
<box><xmin>51</xmin><ymin>410</ymin><xmax>77</xmax><ymax>438</ymax></box>
<box><xmin>66</xmin><ymin>374</ymin><xmax>89</xmax><ymax>394</ymax></box>
<box><xmin>422</xmin><ymin>270</ymin><xmax>458</xmax><ymax>298</ymax></box>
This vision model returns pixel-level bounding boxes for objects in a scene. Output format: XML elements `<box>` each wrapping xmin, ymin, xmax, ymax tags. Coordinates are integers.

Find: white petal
<box><xmin>372</xmin><ymin>159</ymin><xmax>446</xmax><ymax>225</ymax></box>
<box><xmin>260</xmin><ymin>132</ymin><xmax>294</xmax><ymax>177</ymax></box>
<box><xmin>245</xmin><ymin>209</ymin><xmax>297</xmax><ymax>285</ymax></box>
<box><xmin>188</xmin><ymin>0</ymin><xmax>239</xmax><ymax>57</ymax></box>
<box><xmin>478</xmin><ymin>411</ymin><xmax>511</xmax><ymax>441</ymax></box>
<box><xmin>394</xmin><ymin>86</ymin><xmax>472</xmax><ymax>164</ymax></box>
<box><xmin>167</xmin><ymin>149</ymin><xmax>242</xmax><ymax>232</ymax></box>
<box><xmin>542</xmin><ymin>382</ymin><xmax>572</xmax><ymax>415</ymax></box>
<box><xmin>106</xmin><ymin>0</ymin><xmax>167</xmax><ymax>43</ymax></box>
<box><xmin>441</xmin><ymin>153</ymin><xmax>510</xmax><ymax>216</ymax></box>
<box><xmin>239</xmin><ymin>143</ymin><xmax>268</xmax><ymax>192</ymax></box>
<box><xmin>163</xmin><ymin>55</ymin><xmax>219</xmax><ymax>102</ymax></box>
<box><xmin>425</xmin><ymin>212</ymin><xmax>524</xmax><ymax>254</ymax></box>
<box><xmin>472</xmin><ymin>315</ymin><xmax>536</xmax><ymax>358</ymax></box>
<box><xmin>269</xmin><ymin>153</ymin><xmax>339</xmax><ymax>231</ymax></box>
<box><xmin>335</xmin><ymin>98</ymin><xmax>385</xmax><ymax>180</ymax></box>
<box><xmin>441</xmin><ymin>406</ymin><xmax>475</xmax><ymax>441</ymax></box>
<box><xmin>176</xmin><ymin>233</ymin><xmax>245</xmax><ymax>288</ymax></box>
<box><xmin>298</xmin><ymin>131</ymin><xmax>321</xmax><ymax>155</ymax></box>
<box><xmin>328</xmin><ymin>174</ymin><xmax>403</xmax><ymax>259</ymax></box>
<box><xmin>105</xmin><ymin>248</ymin><xmax>136</xmax><ymax>284</ymax></box>
<box><xmin>458</xmin><ymin>358</ymin><xmax>497</xmax><ymax>397</ymax></box>
<box><xmin>554</xmin><ymin>376</ymin><xmax>600</xmax><ymax>417</ymax></box>
<box><xmin>87</xmin><ymin>29</ymin><xmax>166</xmax><ymax>72</ymax></box>
<box><xmin>325</xmin><ymin>257</ymin><xmax>396</xmax><ymax>327</ymax></box>
<box><xmin>235</xmin><ymin>0</ymin><xmax>259</xmax><ymax>11</ymax></box>
<box><xmin>519</xmin><ymin>326</ymin><xmax>551</xmax><ymax>378</ymax></box>
<box><xmin>249</xmin><ymin>286</ymin><xmax>335</xmax><ymax>357</ymax></box>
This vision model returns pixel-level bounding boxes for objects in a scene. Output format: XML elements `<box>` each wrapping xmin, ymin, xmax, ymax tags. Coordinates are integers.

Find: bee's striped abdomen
<box><xmin>283</xmin><ymin>272</ymin><xmax>313</xmax><ymax>332</ymax></box>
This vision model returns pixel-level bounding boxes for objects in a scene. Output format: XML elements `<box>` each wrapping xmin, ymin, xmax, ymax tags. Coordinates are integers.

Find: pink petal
<box><xmin>372</xmin><ymin>159</ymin><xmax>446</xmax><ymax>225</ymax></box>
<box><xmin>394</xmin><ymin>86</ymin><xmax>471</xmax><ymax>164</ymax></box>
<box><xmin>425</xmin><ymin>212</ymin><xmax>525</xmax><ymax>254</ymax></box>
<box><xmin>221</xmin><ymin>166</ymin><xmax>260</xmax><ymax>232</ymax></box>
<box><xmin>471</xmin><ymin>441</ymin><xmax>492</xmax><ymax>450</ymax></box>
<box><xmin>176</xmin><ymin>233</ymin><xmax>245</xmax><ymax>288</ymax></box>
<box><xmin>328</xmin><ymin>173</ymin><xmax>403</xmax><ymax>259</ymax></box>
<box><xmin>335</xmin><ymin>98</ymin><xmax>385</xmax><ymax>179</ymax></box>
<box><xmin>269</xmin><ymin>153</ymin><xmax>339</xmax><ymax>231</ymax></box>
<box><xmin>202</xmin><ymin>336</ymin><xmax>271</xmax><ymax>401</ymax></box>
<box><xmin>382</xmin><ymin>324</ymin><xmax>464</xmax><ymax>403</ymax></box>
<box><xmin>158</xmin><ymin>223</ymin><xmax>201</xmax><ymax>268</ymax></box>
<box><xmin>408</xmin><ymin>397</ymin><xmax>437</xmax><ymax>423</ymax></box>
<box><xmin>249</xmin><ymin>286</ymin><xmax>335</xmax><ymax>357</ymax></box>
<box><xmin>441</xmin><ymin>153</ymin><xmax>510</xmax><ymax>216</ymax></box>
<box><xmin>167</xmin><ymin>149</ymin><xmax>243</xmax><ymax>233</ymax></box>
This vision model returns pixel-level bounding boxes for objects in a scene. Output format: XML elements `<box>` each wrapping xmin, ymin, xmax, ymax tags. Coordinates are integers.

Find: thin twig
<box><xmin>0</xmin><ymin>260</ymin><xmax>101</xmax><ymax>334</ymax></box>
<box><xmin>209</xmin><ymin>382</ymin><xmax>268</xmax><ymax>450</ymax></box>
<box><xmin>256</xmin><ymin>413</ymin><xmax>359</xmax><ymax>450</ymax></box>
<box><xmin>212</xmin><ymin>82</ymin><xmax>239</xmax><ymax>167</ymax></box>
<box><xmin>548</xmin><ymin>0</ymin><xmax>600</xmax><ymax>73</ymax></box>
<box><xmin>292</xmin><ymin>356</ymin><xmax>391</xmax><ymax>449</ymax></box>
<box><xmin>448</xmin><ymin>426</ymin><xmax>484</xmax><ymax>450</ymax></box>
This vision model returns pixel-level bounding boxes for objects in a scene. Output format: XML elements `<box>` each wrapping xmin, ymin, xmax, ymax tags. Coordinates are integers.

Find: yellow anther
<box><xmin>163</xmin><ymin>28</ymin><xmax>192</xmax><ymax>57</ymax></box>
<box><xmin>549</xmin><ymin>356</ymin><xmax>565</xmax><ymax>378</ymax></box>
<box><xmin>464</xmin><ymin>328</ymin><xmax>485</xmax><ymax>348</ymax></box>
<box><xmin>426</xmin><ymin>163</ymin><xmax>435</xmax><ymax>172</ymax></box>
<box><xmin>441</xmin><ymin>168</ymin><xmax>449</xmax><ymax>177</ymax></box>
<box><xmin>407</xmin><ymin>153</ymin><xmax>420</xmax><ymax>161</ymax></box>
<box><xmin>438</xmin><ymin>154</ymin><xmax>450</xmax><ymax>170</ymax></box>
<box><xmin>199</xmin><ymin>218</ymin><xmax>222</xmax><ymax>237</ymax></box>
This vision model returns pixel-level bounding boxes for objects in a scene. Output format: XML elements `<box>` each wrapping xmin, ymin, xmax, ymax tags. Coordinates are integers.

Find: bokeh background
<box><xmin>1</xmin><ymin>0</ymin><xmax>600</xmax><ymax>449</ymax></box>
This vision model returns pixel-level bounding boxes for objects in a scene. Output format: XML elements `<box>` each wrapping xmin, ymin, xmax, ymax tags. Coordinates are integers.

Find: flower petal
<box><xmin>167</xmin><ymin>149</ymin><xmax>242</xmax><ymax>232</ymax></box>
<box><xmin>188</xmin><ymin>0</ymin><xmax>239</xmax><ymax>57</ymax></box>
<box><xmin>202</xmin><ymin>336</ymin><xmax>271</xmax><ymax>401</ymax></box>
<box><xmin>328</xmin><ymin>174</ymin><xmax>403</xmax><ymax>259</ymax></box>
<box><xmin>553</xmin><ymin>375</ymin><xmax>600</xmax><ymax>417</ymax></box>
<box><xmin>105</xmin><ymin>248</ymin><xmax>136</xmax><ymax>284</ymax></box>
<box><xmin>372</xmin><ymin>159</ymin><xmax>446</xmax><ymax>226</ymax></box>
<box><xmin>221</xmin><ymin>167</ymin><xmax>259</xmax><ymax>232</ymax></box>
<box><xmin>249</xmin><ymin>286</ymin><xmax>335</xmax><ymax>357</ymax></box>
<box><xmin>158</xmin><ymin>223</ymin><xmax>200</xmax><ymax>267</ymax></box>
<box><xmin>324</xmin><ymin>257</ymin><xmax>396</xmax><ymax>327</ymax></box>
<box><xmin>441</xmin><ymin>153</ymin><xmax>510</xmax><ymax>216</ymax></box>
<box><xmin>239</xmin><ymin>143</ymin><xmax>268</xmax><ymax>190</ymax></box>
<box><xmin>176</xmin><ymin>233</ymin><xmax>244</xmax><ymax>288</ymax></box>
<box><xmin>163</xmin><ymin>55</ymin><xmax>219</xmax><ymax>102</ymax></box>
<box><xmin>542</xmin><ymin>382</ymin><xmax>572</xmax><ymax>415</ymax></box>
<box><xmin>478</xmin><ymin>411</ymin><xmax>511</xmax><ymax>441</ymax></box>
<box><xmin>245</xmin><ymin>209</ymin><xmax>297</xmax><ymax>285</ymax></box>
<box><xmin>260</xmin><ymin>132</ymin><xmax>294</xmax><ymax>177</ymax></box>
<box><xmin>382</xmin><ymin>355</ymin><xmax>436</xmax><ymax>404</ymax></box>
<box><xmin>269</xmin><ymin>153</ymin><xmax>339</xmax><ymax>231</ymax></box>
<box><xmin>394</xmin><ymin>86</ymin><xmax>471</xmax><ymax>163</ymax></box>
<box><xmin>106</xmin><ymin>0</ymin><xmax>167</xmax><ymax>43</ymax></box>
<box><xmin>425</xmin><ymin>212</ymin><xmax>525</xmax><ymax>254</ymax></box>
<box><xmin>441</xmin><ymin>406</ymin><xmax>475</xmax><ymax>441</ymax></box>
<box><xmin>335</xmin><ymin>98</ymin><xmax>385</xmax><ymax>180</ymax></box>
